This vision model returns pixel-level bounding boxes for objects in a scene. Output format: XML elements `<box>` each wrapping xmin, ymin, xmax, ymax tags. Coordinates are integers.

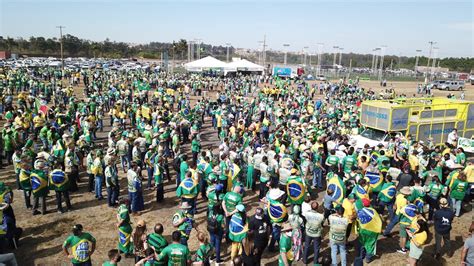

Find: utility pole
<box><xmin>317</xmin><ymin>43</ymin><xmax>323</xmax><ymax>76</ymax></box>
<box><xmin>425</xmin><ymin>41</ymin><xmax>436</xmax><ymax>82</ymax></box>
<box><xmin>414</xmin><ymin>49</ymin><xmax>422</xmax><ymax>78</ymax></box>
<box><xmin>258</xmin><ymin>41</ymin><xmax>264</xmax><ymax>65</ymax></box>
<box><xmin>303</xmin><ymin>46</ymin><xmax>309</xmax><ymax>66</ymax></box>
<box><xmin>431</xmin><ymin>47</ymin><xmax>439</xmax><ymax>80</ymax></box>
<box><xmin>373</xmin><ymin>48</ymin><xmax>380</xmax><ymax>76</ymax></box>
<box><xmin>371</xmin><ymin>48</ymin><xmax>376</xmax><ymax>71</ymax></box>
<box><xmin>187</xmin><ymin>40</ymin><xmax>191</xmax><ymax>62</ymax></box>
<box><xmin>262</xmin><ymin>34</ymin><xmax>267</xmax><ymax>68</ymax></box>
<box><xmin>283</xmin><ymin>44</ymin><xmax>290</xmax><ymax>65</ymax></box>
<box><xmin>338</xmin><ymin>47</ymin><xmax>343</xmax><ymax>66</ymax></box>
<box><xmin>378</xmin><ymin>45</ymin><xmax>387</xmax><ymax>81</ymax></box>
<box><xmin>226</xmin><ymin>43</ymin><xmax>231</xmax><ymax>62</ymax></box>
<box><xmin>56</xmin><ymin>25</ymin><xmax>65</xmax><ymax>70</ymax></box>
<box><xmin>332</xmin><ymin>46</ymin><xmax>339</xmax><ymax>66</ymax></box>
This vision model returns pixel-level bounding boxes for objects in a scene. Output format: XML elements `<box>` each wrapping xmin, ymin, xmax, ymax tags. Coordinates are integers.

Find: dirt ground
<box><xmin>3</xmin><ymin>80</ymin><xmax>474</xmax><ymax>266</ymax></box>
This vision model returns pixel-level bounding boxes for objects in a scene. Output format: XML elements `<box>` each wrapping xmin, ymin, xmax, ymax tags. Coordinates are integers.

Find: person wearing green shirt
<box><xmin>63</xmin><ymin>224</ymin><xmax>96</xmax><ymax>266</ymax></box>
<box><xmin>178</xmin><ymin>155</ymin><xmax>189</xmax><ymax>186</ymax></box>
<box><xmin>377</xmin><ymin>175</ymin><xmax>396</xmax><ymax>220</ymax></box>
<box><xmin>145</xmin><ymin>223</ymin><xmax>168</xmax><ymax>265</ymax></box>
<box><xmin>341</xmin><ymin>153</ymin><xmax>357</xmax><ymax>174</ymax></box>
<box><xmin>425</xmin><ymin>174</ymin><xmax>446</xmax><ymax>221</ymax></box>
<box><xmin>191</xmin><ymin>135</ymin><xmax>201</xmax><ymax>166</ymax></box>
<box><xmin>455</xmin><ymin>148</ymin><xmax>467</xmax><ymax>166</ymax></box>
<box><xmin>157</xmin><ymin>231</ymin><xmax>191</xmax><ymax>266</ymax></box>
<box><xmin>312</xmin><ymin>147</ymin><xmax>324</xmax><ymax>189</ymax></box>
<box><xmin>195</xmin><ymin>232</ymin><xmax>213</xmax><ymax>265</ymax></box>
<box><xmin>450</xmin><ymin>172</ymin><xmax>468</xmax><ymax>217</ymax></box>
<box><xmin>154</xmin><ymin>157</ymin><xmax>165</xmax><ymax>202</ymax></box>
<box><xmin>279</xmin><ymin>224</ymin><xmax>293</xmax><ymax>266</ymax></box>
<box><xmin>102</xmin><ymin>249</ymin><xmax>121</xmax><ymax>266</ymax></box>
<box><xmin>325</xmin><ymin>150</ymin><xmax>340</xmax><ymax>173</ymax></box>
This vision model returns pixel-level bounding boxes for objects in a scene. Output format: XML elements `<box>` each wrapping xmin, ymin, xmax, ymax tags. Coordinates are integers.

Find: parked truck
<box><xmin>351</xmin><ymin>97</ymin><xmax>474</xmax><ymax>150</ymax></box>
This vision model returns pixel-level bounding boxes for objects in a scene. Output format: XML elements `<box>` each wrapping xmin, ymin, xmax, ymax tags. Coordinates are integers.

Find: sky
<box><xmin>0</xmin><ymin>0</ymin><xmax>473</xmax><ymax>58</ymax></box>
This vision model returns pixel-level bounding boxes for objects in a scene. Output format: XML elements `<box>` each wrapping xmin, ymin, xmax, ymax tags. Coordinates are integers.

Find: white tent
<box><xmin>184</xmin><ymin>56</ymin><xmax>227</xmax><ymax>72</ymax></box>
<box><xmin>225</xmin><ymin>59</ymin><xmax>264</xmax><ymax>73</ymax></box>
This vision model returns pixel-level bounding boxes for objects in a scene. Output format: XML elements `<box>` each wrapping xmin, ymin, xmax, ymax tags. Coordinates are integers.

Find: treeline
<box><xmin>0</xmin><ymin>35</ymin><xmax>234</xmax><ymax>61</ymax></box>
<box><xmin>0</xmin><ymin>35</ymin><xmax>472</xmax><ymax>72</ymax></box>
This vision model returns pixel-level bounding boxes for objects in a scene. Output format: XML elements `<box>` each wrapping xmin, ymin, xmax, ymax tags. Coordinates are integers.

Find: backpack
<box><xmin>207</xmin><ymin>214</ymin><xmax>219</xmax><ymax>234</ymax></box>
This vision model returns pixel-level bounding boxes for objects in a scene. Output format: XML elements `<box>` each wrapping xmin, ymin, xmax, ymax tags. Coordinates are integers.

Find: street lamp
<box><xmin>425</xmin><ymin>41</ymin><xmax>436</xmax><ymax>82</ymax></box>
<box><xmin>316</xmin><ymin>43</ymin><xmax>324</xmax><ymax>75</ymax></box>
<box><xmin>283</xmin><ymin>44</ymin><xmax>290</xmax><ymax>65</ymax></box>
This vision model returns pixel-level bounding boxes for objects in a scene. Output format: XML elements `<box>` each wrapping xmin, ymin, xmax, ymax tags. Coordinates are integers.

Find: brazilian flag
<box><xmin>71</xmin><ymin>239</ymin><xmax>93</xmax><ymax>263</ymax></box>
<box><xmin>287</xmin><ymin>176</ymin><xmax>305</xmax><ymax>205</ymax></box>
<box><xmin>356</xmin><ymin>205</ymin><xmax>382</xmax><ymax>234</ymax></box>
<box><xmin>327</xmin><ymin>175</ymin><xmax>346</xmax><ymax>204</ymax></box>
<box><xmin>365</xmin><ymin>171</ymin><xmax>384</xmax><ymax>193</ymax></box>
<box><xmin>177</xmin><ymin>178</ymin><xmax>198</xmax><ymax>199</ymax></box>
<box><xmin>353</xmin><ymin>184</ymin><xmax>369</xmax><ymax>200</ymax></box>
<box><xmin>31</xmin><ymin>170</ymin><xmax>49</xmax><ymax>197</ymax></box>
<box><xmin>400</xmin><ymin>203</ymin><xmax>417</xmax><ymax>225</ymax></box>
<box><xmin>19</xmin><ymin>169</ymin><xmax>32</xmax><ymax>191</ymax></box>
<box><xmin>180</xmin><ymin>108</ymin><xmax>193</xmax><ymax>120</ymax></box>
<box><xmin>267</xmin><ymin>198</ymin><xmax>288</xmax><ymax>223</ymax></box>
<box><xmin>49</xmin><ymin>169</ymin><xmax>69</xmax><ymax>192</ymax></box>
<box><xmin>229</xmin><ymin>213</ymin><xmax>248</xmax><ymax>243</ymax></box>
<box><xmin>379</xmin><ymin>183</ymin><xmax>396</xmax><ymax>202</ymax></box>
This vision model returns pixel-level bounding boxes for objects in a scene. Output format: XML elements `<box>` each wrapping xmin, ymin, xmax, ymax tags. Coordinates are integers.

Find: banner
<box><xmin>458</xmin><ymin>137</ymin><xmax>474</xmax><ymax>153</ymax></box>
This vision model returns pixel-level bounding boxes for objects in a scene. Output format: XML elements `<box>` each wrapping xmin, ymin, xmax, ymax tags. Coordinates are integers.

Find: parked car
<box><xmin>469</xmin><ymin>74</ymin><xmax>474</xmax><ymax>85</ymax></box>
<box><xmin>316</xmin><ymin>75</ymin><xmax>327</xmax><ymax>81</ymax></box>
<box><xmin>439</xmin><ymin>80</ymin><xmax>465</xmax><ymax>91</ymax></box>
<box><xmin>428</xmin><ymin>80</ymin><xmax>447</xmax><ymax>90</ymax></box>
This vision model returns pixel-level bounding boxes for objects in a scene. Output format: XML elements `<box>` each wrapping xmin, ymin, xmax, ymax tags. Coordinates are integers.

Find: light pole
<box><xmin>283</xmin><ymin>44</ymin><xmax>290</xmax><ymax>65</ymax></box>
<box><xmin>332</xmin><ymin>46</ymin><xmax>339</xmax><ymax>66</ymax></box>
<box><xmin>317</xmin><ymin>43</ymin><xmax>323</xmax><ymax>75</ymax></box>
<box><xmin>425</xmin><ymin>41</ymin><xmax>436</xmax><ymax>82</ymax></box>
<box><xmin>56</xmin><ymin>25</ymin><xmax>65</xmax><ymax>70</ymax></box>
<box><xmin>338</xmin><ymin>47</ymin><xmax>344</xmax><ymax>66</ymax></box>
<box><xmin>373</xmin><ymin>48</ymin><xmax>381</xmax><ymax>76</ymax></box>
<box><xmin>226</xmin><ymin>43</ymin><xmax>231</xmax><ymax>62</ymax></box>
<box><xmin>303</xmin><ymin>46</ymin><xmax>309</xmax><ymax>66</ymax></box>
<box><xmin>378</xmin><ymin>45</ymin><xmax>387</xmax><ymax>81</ymax></box>
<box><xmin>431</xmin><ymin>47</ymin><xmax>439</xmax><ymax>80</ymax></box>
<box><xmin>414</xmin><ymin>49</ymin><xmax>422</xmax><ymax>78</ymax></box>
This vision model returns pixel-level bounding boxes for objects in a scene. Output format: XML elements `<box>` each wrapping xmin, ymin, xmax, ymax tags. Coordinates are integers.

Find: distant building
<box><xmin>0</xmin><ymin>51</ymin><xmax>11</xmax><ymax>59</ymax></box>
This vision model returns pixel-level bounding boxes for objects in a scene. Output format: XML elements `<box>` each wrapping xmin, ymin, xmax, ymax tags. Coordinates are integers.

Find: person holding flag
<box><xmin>116</xmin><ymin>202</ymin><xmax>133</xmax><ymax>257</ymax></box>
<box><xmin>286</xmin><ymin>169</ymin><xmax>306</xmax><ymax>206</ymax></box>
<box><xmin>49</xmin><ymin>162</ymin><xmax>72</xmax><ymax>213</ymax></box>
<box><xmin>377</xmin><ymin>175</ymin><xmax>397</xmax><ymax>221</ymax></box>
<box><xmin>176</xmin><ymin>171</ymin><xmax>200</xmax><ymax>215</ymax></box>
<box><xmin>30</xmin><ymin>163</ymin><xmax>49</xmax><ymax>215</ymax></box>
<box><xmin>354</xmin><ymin>198</ymin><xmax>382</xmax><ymax>264</ymax></box>
<box><xmin>229</xmin><ymin>204</ymin><xmax>248</xmax><ymax>261</ymax></box>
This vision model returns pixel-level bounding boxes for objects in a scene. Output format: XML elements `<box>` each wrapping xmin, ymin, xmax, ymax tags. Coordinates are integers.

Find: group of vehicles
<box><xmin>0</xmin><ymin>57</ymin><xmax>158</xmax><ymax>72</ymax></box>
<box><xmin>428</xmin><ymin>80</ymin><xmax>466</xmax><ymax>91</ymax></box>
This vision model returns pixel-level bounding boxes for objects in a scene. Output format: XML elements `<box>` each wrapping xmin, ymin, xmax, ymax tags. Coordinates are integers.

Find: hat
<box><xmin>73</xmin><ymin>224</ymin><xmax>83</xmax><ymax>231</ymax></box>
<box><xmin>136</xmin><ymin>220</ymin><xmax>146</xmax><ymax>227</ymax></box>
<box><xmin>179</xmin><ymin>202</ymin><xmax>192</xmax><ymax>209</ymax></box>
<box><xmin>255</xmin><ymin>208</ymin><xmax>264</xmax><ymax>220</ymax></box>
<box><xmin>400</xmin><ymin>186</ymin><xmax>412</xmax><ymax>196</ymax></box>
<box><xmin>236</xmin><ymin>204</ymin><xmax>245</xmax><ymax>212</ymax></box>
<box><xmin>439</xmin><ymin>197</ymin><xmax>449</xmax><ymax>208</ymax></box>
<box><xmin>348</xmin><ymin>194</ymin><xmax>355</xmax><ymax>200</ymax></box>
<box><xmin>107</xmin><ymin>148</ymin><xmax>116</xmax><ymax>155</ymax></box>
<box><xmin>362</xmin><ymin>198</ymin><xmax>371</xmax><ymax>207</ymax></box>
<box><xmin>268</xmin><ymin>189</ymin><xmax>285</xmax><ymax>200</ymax></box>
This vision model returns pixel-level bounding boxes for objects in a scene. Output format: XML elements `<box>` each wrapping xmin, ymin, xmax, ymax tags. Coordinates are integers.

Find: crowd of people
<box><xmin>0</xmin><ymin>66</ymin><xmax>473</xmax><ymax>266</ymax></box>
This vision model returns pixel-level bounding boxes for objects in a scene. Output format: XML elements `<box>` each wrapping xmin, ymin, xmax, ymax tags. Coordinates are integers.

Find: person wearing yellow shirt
<box><xmin>33</xmin><ymin>114</ymin><xmax>45</xmax><ymax>134</ymax></box>
<box><xmin>465</xmin><ymin>159</ymin><xmax>474</xmax><ymax>201</ymax></box>
<box><xmin>407</xmin><ymin>215</ymin><xmax>428</xmax><ymax>266</ymax></box>
<box><xmin>342</xmin><ymin>194</ymin><xmax>356</xmax><ymax>241</ymax></box>
<box><xmin>383</xmin><ymin>186</ymin><xmax>411</xmax><ymax>237</ymax></box>
<box><xmin>408</xmin><ymin>150</ymin><xmax>420</xmax><ymax>175</ymax></box>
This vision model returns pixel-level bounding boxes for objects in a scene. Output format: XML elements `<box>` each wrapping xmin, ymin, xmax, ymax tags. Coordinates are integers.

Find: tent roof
<box><xmin>184</xmin><ymin>56</ymin><xmax>227</xmax><ymax>69</ymax></box>
<box><xmin>225</xmin><ymin>59</ymin><xmax>264</xmax><ymax>71</ymax></box>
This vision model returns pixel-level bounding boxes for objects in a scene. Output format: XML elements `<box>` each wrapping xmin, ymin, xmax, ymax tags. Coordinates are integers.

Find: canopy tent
<box><xmin>225</xmin><ymin>59</ymin><xmax>264</xmax><ymax>73</ymax></box>
<box><xmin>184</xmin><ymin>56</ymin><xmax>227</xmax><ymax>72</ymax></box>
